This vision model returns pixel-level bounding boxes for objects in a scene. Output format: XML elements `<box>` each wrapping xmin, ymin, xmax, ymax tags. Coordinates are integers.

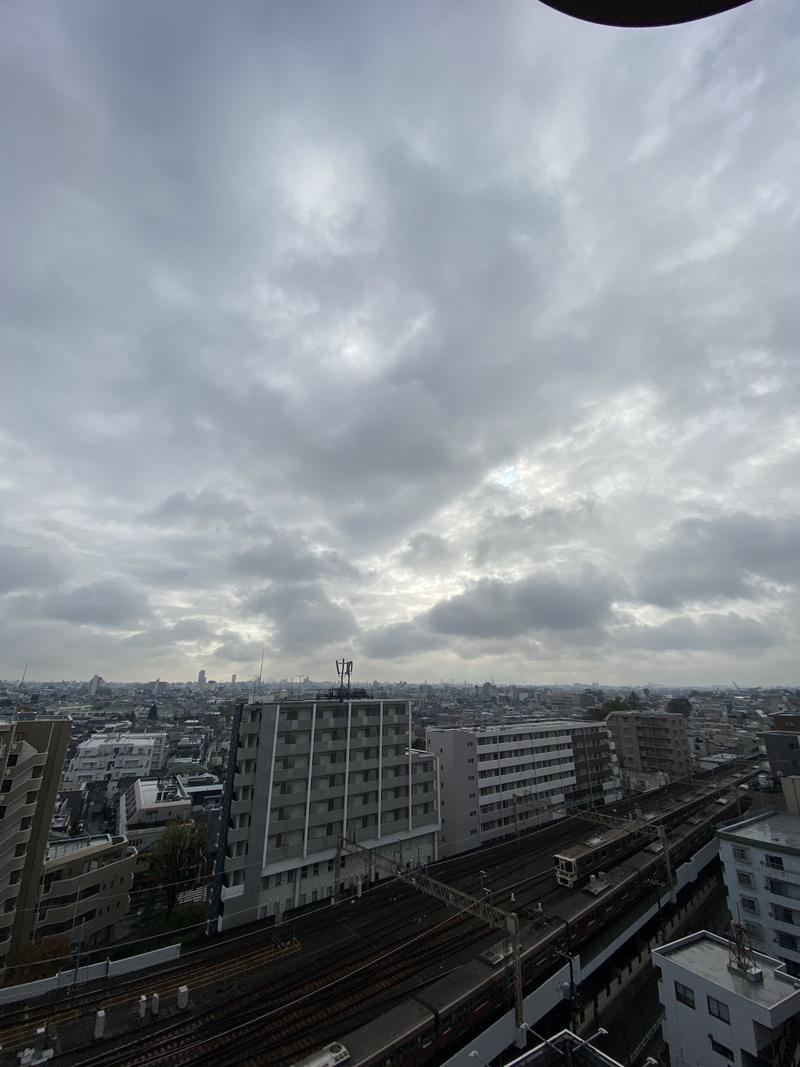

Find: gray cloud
<box><xmin>243</xmin><ymin>582</ymin><xmax>359</xmax><ymax>656</ymax></box>
<box><xmin>0</xmin><ymin>545</ymin><xmax>67</xmax><ymax>594</ymax></box>
<box><xmin>638</xmin><ymin>513</ymin><xmax>800</xmax><ymax>607</ymax></box>
<box><xmin>616</xmin><ymin>612</ymin><xmax>777</xmax><ymax>651</ymax></box>
<box><xmin>17</xmin><ymin>579</ymin><xmax>151</xmax><ymax>629</ymax></box>
<box><xmin>427</xmin><ymin>570</ymin><xmax>621</xmax><ymax>639</ymax></box>
<box><xmin>1</xmin><ymin>1</ymin><xmax>800</xmax><ymax>683</ymax></box>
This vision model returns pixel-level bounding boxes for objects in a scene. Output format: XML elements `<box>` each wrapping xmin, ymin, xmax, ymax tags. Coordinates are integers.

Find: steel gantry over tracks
<box><xmin>335</xmin><ymin>834</ymin><xmax>526</xmax><ymax>1033</ymax></box>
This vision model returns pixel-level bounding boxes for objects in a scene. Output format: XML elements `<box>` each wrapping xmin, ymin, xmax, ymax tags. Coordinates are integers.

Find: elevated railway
<box><xmin>0</xmin><ymin>763</ymin><xmax>754</xmax><ymax>1067</ymax></box>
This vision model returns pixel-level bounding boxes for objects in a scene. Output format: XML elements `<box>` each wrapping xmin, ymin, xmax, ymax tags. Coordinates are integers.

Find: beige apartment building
<box><xmin>0</xmin><ymin>718</ymin><xmax>70</xmax><ymax>976</ymax></box>
<box><xmin>606</xmin><ymin>710</ymin><xmax>693</xmax><ymax>785</ymax></box>
<box><xmin>35</xmin><ymin>834</ymin><xmax>136</xmax><ymax>950</ymax></box>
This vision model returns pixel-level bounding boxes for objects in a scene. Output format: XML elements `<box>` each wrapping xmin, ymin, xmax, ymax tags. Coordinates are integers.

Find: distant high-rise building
<box><xmin>197</xmin><ymin>669</ymin><xmax>206</xmax><ymax>691</ymax></box>
<box><xmin>0</xmin><ymin>718</ymin><xmax>71</xmax><ymax>977</ymax></box>
<box><xmin>219</xmin><ymin>698</ymin><xmax>439</xmax><ymax>930</ymax></box>
<box><xmin>88</xmin><ymin>674</ymin><xmax>102</xmax><ymax>697</ymax></box>
<box><xmin>231</xmin><ymin>673</ymin><xmax>237</xmax><ymax>686</ymax></box>
<box><xmin>153</xmin><ymin>678</ymin><xmax>161</xmax><ymax>699</ymax></box>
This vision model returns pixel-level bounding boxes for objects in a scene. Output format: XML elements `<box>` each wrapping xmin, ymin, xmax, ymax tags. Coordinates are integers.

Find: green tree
<box><xmin>9</xmin><ymin>936</ymin><xmax>71</xmax><ymax>984</ymax></box>
<box><xmin>149</xmin><ymin>821</ymin><xmax>208</xmax><ymax>913</ymax></box>
<box><xmin>627</xmin><ymin>690</ymin><xmax>641</xmax><ymax>709</ymax></box>
<box><xmin>148</xmin><ymin>704</ymin><xmax>158</xmax><ymax>720</ymax></box>
<box><xmin>597</xmin><ymin>696</ymin><xmax>632</xmax><ymax>717</ymax></box>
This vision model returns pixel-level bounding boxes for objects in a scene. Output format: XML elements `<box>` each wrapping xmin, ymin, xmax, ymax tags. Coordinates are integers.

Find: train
<box><xmin>291</xmin><ymin>1042</ymin><xmax>351</xmax><ymax>1067</ymax></box>
<box><xmin>553</xmin><ymin>782</ymin><xmax>742</xmax><ymax>889</ymax></box>
<box><xmin>293</xmin><ymin>782</ymin><xmax>748</xmax><ymax>1067</ymax></box>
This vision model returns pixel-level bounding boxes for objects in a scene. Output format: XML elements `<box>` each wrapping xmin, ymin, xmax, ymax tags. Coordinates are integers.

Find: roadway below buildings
<box><xmin>0</xmin><ymin>765</ymin><xmax>754</xmax><ymax>1067</ymax></box>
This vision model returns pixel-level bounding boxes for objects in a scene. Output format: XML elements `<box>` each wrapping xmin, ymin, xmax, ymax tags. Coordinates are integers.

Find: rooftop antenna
<box><xmin>257</xmin><ymin>648</ymin><xmax>265</xmax><ymax>698</ymax></box>
<box><xmin>729</xmin><ymin>918</ymin><xmax>758</xmax><ymax>976</ymax></box>
<box><xmin>336</xmin><ymin>657</ymin><xmax>353</xmax><ymax>703</ymax></box>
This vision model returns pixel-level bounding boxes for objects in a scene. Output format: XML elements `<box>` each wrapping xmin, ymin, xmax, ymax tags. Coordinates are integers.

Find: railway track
<box><xmin>1</xmin><ymin>771</ymin><xmax>749</xmax><ymax>1064</ymax></box>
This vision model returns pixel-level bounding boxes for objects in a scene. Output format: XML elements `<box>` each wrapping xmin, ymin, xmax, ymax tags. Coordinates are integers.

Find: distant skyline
<box><xmin>2</xmin><ymin>1</ymin><xmax>800</xmax><ymax>686</ymax></box>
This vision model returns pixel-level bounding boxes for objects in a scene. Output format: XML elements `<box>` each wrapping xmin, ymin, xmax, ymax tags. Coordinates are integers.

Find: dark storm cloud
<box><xmin>210</xmin><ymin>630</ymin><xmax>266</xmax><ymax>663</ymax></box>
<box><xmin>638</xmin><ymin>513</ymin><xmax>800</xmax><ymax>607</ymax></box>
<box><xmin>427</xmin><ymin>570</ymin><xmax>620</xmax><ymax>639</ymax></box>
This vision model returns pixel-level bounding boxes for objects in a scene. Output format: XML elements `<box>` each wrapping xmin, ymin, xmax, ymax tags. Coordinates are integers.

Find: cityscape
<box><xmin>3</xmin><ymin>675</ymin><xmax>800</xmax><ymax>1066</ymax></box>
<box><xmin>3</xmin><ymin>0</ymin><xmax>799</xmax><ymax>1066</ymax></box>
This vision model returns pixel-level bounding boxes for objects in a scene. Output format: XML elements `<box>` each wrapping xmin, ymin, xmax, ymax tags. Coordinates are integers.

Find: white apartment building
<box><xmin>64</xmin><ymin>732</ymin><xmax>168</xmax><ymax>798</ymax></box>
<box><xmin>654</xmin><ymin>930</ymin><xmax>800</xmax><ymax>1067</ymax></box>
<box><xmin>718</xmin><ymin>812</ymin><xmax>800</xmax><ymax>976</ymax></box>
<box><xmin>117</xmin><ymin>776</ymin><xmax>193</xmax><ymax>858</ymax></box>
<box><xmin>427</xmin><ymin>721</ymin><xmax>621</xmax><ymax>858</ymax></box>
<box><xmin>220</xmin><ymin>699</ymin><xmax>440</xmax><ymax>930</ymax></box>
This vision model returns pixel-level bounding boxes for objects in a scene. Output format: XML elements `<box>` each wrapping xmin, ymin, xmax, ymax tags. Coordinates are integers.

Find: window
<box><xmin>766</xmin><ymin>855</ymin><xmax>785</xmax><ymax>871</ymax></box>
<box><xmin>707</xmin><ymin>996</ymin><xmax>730</xmax><ymax>1023</ymax></box>
<box><xmin>737</xmin><ymin>871</ymin><xmax>754</xmax><ymax>888</ymax></box>
<box><xmin>741</xmin><ymin>897</ymin><xmax>759</xmax><ymax>914</ymax></box>
<box><xmin>732</xmin><ymin>846</ymin><xmax>749</xmax><ymax>862</ymax></box>
<box><xmin>709</xmin><ymin>1037</ymin><xmax>733</xmax><ymax>1060</ymax></box>
<box><xmin>744</xmin><ymin>921</ymin><xmax>762</xmax><ymax>940</ymax></box>
<box><xmin>674</xmin><ymin>982</ymin><xmax>695</xmax><ymax>1008</ymax></box>
<box><xmin>776</xmin><ymin>930</ymin><xmax>798</xmax><ymax>951</ymax></box>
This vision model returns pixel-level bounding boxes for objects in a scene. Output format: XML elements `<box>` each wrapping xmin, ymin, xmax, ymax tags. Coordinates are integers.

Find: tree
<box><xmin>666</xmin><ymin>696</ymin><xmax>692</xmax><ymax>717</ymax></box>
<box><xmin>597</xmin><ymin>696</ymin><xmax>633</xmax><ymax>717</ymax></box>
<box><xmin>149</xmin><ymin>821</ymin><xmax>209</xmax><ymax>913</ymax></box>
<box><xmin>627</xmin><ymin>690</ymin><xmax>641</xmax><ymax>709</ymax></box>
<box><xmin>148</xmin><ymin>704</ymin><xmax>158</xmax><ymax>720</ymax></box>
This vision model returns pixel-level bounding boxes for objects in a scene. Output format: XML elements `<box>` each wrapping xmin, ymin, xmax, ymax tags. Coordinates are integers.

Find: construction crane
<box><xmin>336</xmin><ymin>834</ymin><xmax>525</xmax><ymax>1033</ymax></box>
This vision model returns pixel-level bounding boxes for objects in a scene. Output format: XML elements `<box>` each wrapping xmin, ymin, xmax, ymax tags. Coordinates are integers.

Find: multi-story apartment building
<box><xmin>219</xmin><ymin>699</ymin><xmax>439</xmax><ymax>930</ymax></box>
<box><xmin>718</xmin><ymin>811</ymin><xmax>800</xmax><ymax>975</ymax></box>
<box><xmin>427</xmin><ymin>721</ymin><xmax>621</xmax><ymax>858</ymax></box>
<box><xmin>0</xmin><ymin>718</ymin><xmax>70</xmax><ymax>977</ymax></box>
<box><xmin>35</xmin><ymin>834</ymin><xmax>136</xmax><ymax>949</ymax></box>
<box><xmin>606</xmin><ymin>711</ymin><xmax>693</xmax><ymax>786</ymax></box>
<box><xmin>654</xmin><ymin>930</ymin><xmax>800</xmax><ymax>1067</ymax></box>
<box><xmin>762</xmin><ymin>731</ymin><xmax>800</xmax><ymax>783</ymax></box>
<box><xmin>117</xmin><ymin>776</ymin><xmax>193</xmax><ymax>859</ymax></box>
<box><xmin>64</xmin><ymin>732</ymin><xmax>168</xmax><ymax>798</ymax></box>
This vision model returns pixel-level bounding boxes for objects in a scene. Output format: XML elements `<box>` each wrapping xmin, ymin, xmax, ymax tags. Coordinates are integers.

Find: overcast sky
<box><xmin>2</xmin><ymin>0</ymin><xmax>799</xmax><ymax>686</ymax></box>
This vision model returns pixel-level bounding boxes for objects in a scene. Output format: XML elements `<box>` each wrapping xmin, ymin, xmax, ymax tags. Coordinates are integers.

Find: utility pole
<box><xmin>338</xmin><ymin>835</ymin><xmax>526</xmax><ymax>1035</ymax></box>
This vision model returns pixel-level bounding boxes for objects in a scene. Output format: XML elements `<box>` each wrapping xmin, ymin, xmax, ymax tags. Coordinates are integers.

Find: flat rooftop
<box><xmin>719</xmin><ymin>812</ymin><xmax>800</xmax><ymax>855</ymax></box>
<box><xmin>47</xmin><ymin>834</ymin><xmax>114</xmax><ymax>860</ymax></box>
<box><xmin>655</xmin><ymin>931</ymin><xmax>800</xmax><ymax>1010</ymax></box>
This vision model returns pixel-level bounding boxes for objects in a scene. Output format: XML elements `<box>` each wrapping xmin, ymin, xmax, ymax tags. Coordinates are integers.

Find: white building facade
<box><xmin>427</xmin><ymin>721</ymin><xmax>621</xmax><ymax>858</ymax></box>
<box><xmin>64</xmin><ymin>732</ymin><xmax>168</xmax><ymax>798</ymax></box>
<box><xmin>220</xmin><ymin>699</ymin><xmax>439</xmax><ymax>930</ymax></box>
<box><xmin>654</xmin><ymin>930</ymin><xmax>800</xmax><ymax>1067</ymax></box>
<box><xmin>718</xmin><ymin>811</ymin><xmax>800</xmax><ymax>976</ymax></box>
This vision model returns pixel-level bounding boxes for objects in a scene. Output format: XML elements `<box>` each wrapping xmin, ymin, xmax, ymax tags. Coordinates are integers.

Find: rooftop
<box><xmin>718</xmin><ymin>811</ymin><xmax>800</xmax><ymax>855</ymax></box>
<box><xmin>654</xmin><ymin>931</ymin><xmax>800</xmax><ymax>1010</ymax></box>
<box><xmin>135</xmin><ymin>777</ymin><xmax>190</xmax><ymax>807</ymax></box>
<box><xmin>47</xmin><ymin>833</ymin><xmax>115</xmax><ymax>860</ymax></box>
<box><xmin>78</xmin><ymin>732</ymin><xmax>165</xmax><ymax>751</ymax></box>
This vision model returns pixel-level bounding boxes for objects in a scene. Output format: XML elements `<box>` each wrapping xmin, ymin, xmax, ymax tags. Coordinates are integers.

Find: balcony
<box><xmin>233</xmin><ymin>772</ymin><xmax>255</xmax><ymax>789</ymax></box>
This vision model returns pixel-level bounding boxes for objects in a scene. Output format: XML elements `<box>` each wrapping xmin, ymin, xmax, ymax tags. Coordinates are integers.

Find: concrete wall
<box><xmin>0</xmin><ymin>943</ymin><xmax>181</xmax><ymax>1005</ymax></box>
<box><xmin>440</xmin><ymin>836</ymin><xmax>721</xmax><ymax>1067</ymax></box>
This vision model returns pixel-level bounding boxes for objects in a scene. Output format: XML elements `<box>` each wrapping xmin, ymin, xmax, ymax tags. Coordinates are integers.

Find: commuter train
<box><xmin>553</xmin><ymin>782</ymin><xmax>739</xmax><ymax>889</ymax></box>
<box><xmin>296</xmin><ymin>784</ymin><xmax>748</xmax><ymax>1067</ymax></box>
<box><xmin>291</xmin><ymin>1042</ymin><xmax>351</xmax><ymax>1067</ymax></box>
